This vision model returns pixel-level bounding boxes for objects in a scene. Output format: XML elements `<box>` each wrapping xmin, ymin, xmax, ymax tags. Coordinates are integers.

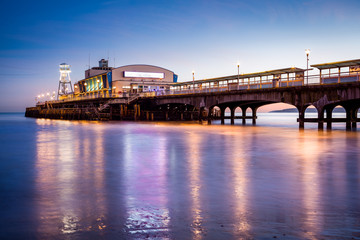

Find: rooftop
<box><xmin>175</xmin><ymin>67</ymin><xmax>306</xmax><ymax>85</ymax></box>
<box><xmin>311</xmin><ymin>59</ymin><xmax>360</xmax><ymax>69</ymax></box>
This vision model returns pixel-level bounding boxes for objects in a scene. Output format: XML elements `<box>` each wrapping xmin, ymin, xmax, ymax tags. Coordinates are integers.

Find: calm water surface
<box><xmin>0</xmin><ymin>113</ymin><xmax>360</xmax><ymax>239</ymax></box>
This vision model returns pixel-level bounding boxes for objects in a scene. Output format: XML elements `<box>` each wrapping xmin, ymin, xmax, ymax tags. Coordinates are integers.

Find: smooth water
<box><xmin>0</xmin><ymin>113</ymin><xmax>360</xmax><ymax>239</ymax></box>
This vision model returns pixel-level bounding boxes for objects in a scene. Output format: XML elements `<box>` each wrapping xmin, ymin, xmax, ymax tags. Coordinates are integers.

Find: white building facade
<box><xmin>73</xmin><ymin>60</ymin><xmax>178</xmax><ymax>98</ymax></box>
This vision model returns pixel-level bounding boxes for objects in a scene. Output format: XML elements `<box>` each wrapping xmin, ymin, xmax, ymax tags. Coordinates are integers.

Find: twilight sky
<box><xmin>1</xmin><ymin>0</ymin><xmax>360</xmax><ymax>112</ymax></box>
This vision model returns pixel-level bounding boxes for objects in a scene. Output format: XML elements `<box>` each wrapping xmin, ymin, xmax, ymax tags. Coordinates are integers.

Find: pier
<box><xmin>26</xmin><ymin>59</ymin><xmax>360</xmax><ymax>130</ymax></box>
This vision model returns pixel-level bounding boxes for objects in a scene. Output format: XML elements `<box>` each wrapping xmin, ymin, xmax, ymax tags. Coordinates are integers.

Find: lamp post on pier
<box><xmin>237</xmin><ymin>63</ymin><xmax>240</xmax><ymax>84</ymax></box>
<box><xmin>305</xmin><ymin>49</ymin><xmax>310</xmax><ymax>85</ymax></box>
<box><xmin>192</xmin><ymin>70</ymin><xmax>195</xmax><ymax>93</ymax></box>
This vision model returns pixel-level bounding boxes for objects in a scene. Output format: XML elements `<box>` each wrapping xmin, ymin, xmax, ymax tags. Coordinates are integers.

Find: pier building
<box><xmin>311</xmin><ymin>59</ymin><xmax>360</xmax><ymax>84</ymax></box>
<box><xmin>72</xmin><ymin>60</ymin><xmax>178</xmax><ymax>100</ymax></box>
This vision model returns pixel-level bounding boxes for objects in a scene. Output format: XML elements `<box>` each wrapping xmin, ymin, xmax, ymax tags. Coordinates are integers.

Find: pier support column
<box><xmin>122</xmin><ymin>105</ymin><xmax>128</xmax><ymax>120</ymax></box>
<box><xmin>199</xmin><ymin>107</ymin><xmax>208</xmax><ymax>123</ymax></box>
<box><xmin>137</xmin><ymin>104</ymin><xmax>141</xmax><ymax>120</ymax></box>
<box><xmin>351</xmin><ymin>106</ymin><xmax>357</xmax><ymax>130</ymax></box>
<box><xmin>345</xmin><ymin>107</ymin><xmax>352</xmax><ymax>131</ymax></box>
<box><xmin>120</xmin><ymin>105</ymin><xmax>123</xmax><ymax>120</ymax></box>
<box><xmin>346</xmin><ymin>121</ymin><xmax>351</xmax><ymax>130</ymax></box>
<box><xmin>180</xmin><ymin>113</ymin><xmax>184</xmax><ymax>121</ymax></box>
<box><xmin>230</xmin><ymin>107</ymin><xmax>235</xmax><ymax>125</ymax></box>
<box><xmin>165</xmin><ymin>112</ymin><xmax>169</xmax><ymax>121</ymax></box>
<box><xmin>134</xmin><ymin>105</ymin><xmax>138</xmax><ymax>121</ymax></box>
<box><xmin>318</xmin><ymin>109</ymin><xmax>324</xmax><ymax>131</ymax></box>
<box><xmin>241</xmin><ymin>107</ymin><xmax>247</xmax><ymax>125</ymax></box>
<box><xmin>220</xmin><ymin>107</ymin><xmax>225</xmax><ymax>125</ymax></box>
<box><xmin>208</xmin><ymin>107</ymin><xmax>212</xmax><ymax>125</ymax></box>
<box><xmin>326</xmin><ymin>108</ymin><xmax>333</xmax><ymax>130</ymax></box>
<box><xmin>297</xmin><ymin>106</ymin><xmax>305</xmax><ymax>129</ymax></box>
<box><xmin>251</xmin><ymin>106</ymin><xmax>257</xmax><ymax>125</ymax></box>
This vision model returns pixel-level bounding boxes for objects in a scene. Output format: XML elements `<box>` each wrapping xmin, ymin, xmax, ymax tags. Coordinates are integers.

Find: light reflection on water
<box><xmin>187</xmin><ymin>132</ymin><xmax>204</xmax><ymax>239</ymax></box>
<box><xmin>35</xmin><ymin>119</ymin><xmax>108</xmax><ymax>238</ymax></box>
<box><xmin>123</xmin><ymin>127</ymin><xmax>170</xmax><ymax>238</ymax></box>
<box><xmin>1</xmin><ymin>113</ymin><xmax>360</xmax><ymax>239</ymax></box>
<box><xmin>226</xmin><ymin>133</ymin><xmax>251</xmax><ymax>237</ymax></box>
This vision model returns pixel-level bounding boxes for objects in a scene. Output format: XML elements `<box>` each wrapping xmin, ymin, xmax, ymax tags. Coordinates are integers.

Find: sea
<box><xmin>0</xmin><ymin>112</ymin><xmax>359</xmax><ymax>239</ymax></box>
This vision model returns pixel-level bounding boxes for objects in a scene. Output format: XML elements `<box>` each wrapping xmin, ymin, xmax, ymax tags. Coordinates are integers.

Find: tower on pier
<box><xmin>57</xmin><ymin>63</ymin><xmax>73</xmax><ymax>99</ymax></box>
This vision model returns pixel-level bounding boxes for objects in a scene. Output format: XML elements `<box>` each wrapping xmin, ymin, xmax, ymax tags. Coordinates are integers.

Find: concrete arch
<box><xmin>258</xmin><ymin>102</ymin><xmax>297</xmax><ymax>113</ymax></box>
<box><xmin>332</xmin><ymin>105</ymin><xmax>346</xmax><ymax>116</ymax></box>
<box><xmin>209</xmin><ymin>106</ymin><xmax>221</xmax><ymax>117</ymax></box>
<box><xmin>207</xmin><ymin>105</ymin><xmax>221</xmax><ymax>124</ymax></box>
<box><xmin>342</xmin><ymin>103</ymin><xmax>358</xmax><ymax>130</ymax></box>
<box><xmin>328</xmin><ymin>105</ymin><xmax>347</xmax><ymax>129</ymax></box>
<box><xmin>304</xmin><ymin>104</ymin><xmax>318</xmax><ymax>118</ymax></box>
<box><xmin>322</xmin><ymin>101</ymin><xmax>359</xmax><ymax>130</ymax></box>
<box><xmin>208</xmin><ymin>100</ymin><xmax>293</xmax><ymax>125</ymax></box>
<box><xmin>234</xmin><ymin>106</ymin><xmax>242</xmax><ymax>114</ymax></box>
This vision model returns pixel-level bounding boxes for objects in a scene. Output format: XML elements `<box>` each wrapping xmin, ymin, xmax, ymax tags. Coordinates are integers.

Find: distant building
<box><xmin>74</xmin><ymin>60</ymin><xmax>178</xmax><ymax>98</ymax></box>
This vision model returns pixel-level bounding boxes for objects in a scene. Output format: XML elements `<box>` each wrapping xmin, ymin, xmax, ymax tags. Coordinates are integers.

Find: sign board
<box><xmin>350</xmin><ymin>66</ymin><xmax>360</xmax><ymax>73</ymax></box>
<box><xmin>274</xmin><ymin>74</ymin><xmax>281</xmax><ymax>79</ymax></box>
<box><xmin>228</xmin><ymin>83</ymin><xmax>238</xmax><ymax>90</ymax></box>
<box><xmin>124</xmin><ymin>71</ymin><xmax>164</xmax><ymax>79</ymax></box>
<box><xmin>295</xmin><ymin>72</ymin><xmax>304</xmax><ymax>78</ymax></box>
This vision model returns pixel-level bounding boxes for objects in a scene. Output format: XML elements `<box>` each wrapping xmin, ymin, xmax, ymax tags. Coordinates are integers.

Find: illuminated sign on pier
<box><xmin>124</xmin><ymin>71</ymin><xmax>164</xmax><ymax>79</ymax></box>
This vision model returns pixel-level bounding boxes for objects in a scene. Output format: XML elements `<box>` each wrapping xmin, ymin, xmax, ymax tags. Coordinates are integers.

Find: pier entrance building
<box><xmin>73</xmin><ymin>59</ymin><xmax>178</xmax><ymax>99</ymax></box>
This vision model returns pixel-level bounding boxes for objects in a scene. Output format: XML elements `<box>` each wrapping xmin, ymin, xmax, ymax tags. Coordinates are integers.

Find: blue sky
<box><xmin>1</xmin><ymin>0</ymin><xmax>360</xmax><ymax>112</ymax></box>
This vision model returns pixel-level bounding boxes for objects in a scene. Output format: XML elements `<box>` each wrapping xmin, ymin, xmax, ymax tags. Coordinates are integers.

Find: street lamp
<box><xmin>237</xmin><ymin>63</ymin><xmax>240</xmax><ymax>84</ymax></box>
<box><xmin>192</xmin><ymin>70</ymin><xmax>195</xmax><ymax>93</ymax></box>
<box><xmin>305</xmin><ymin>49</ymin><xmax>310</xmax><ymax>85</ymax></box>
